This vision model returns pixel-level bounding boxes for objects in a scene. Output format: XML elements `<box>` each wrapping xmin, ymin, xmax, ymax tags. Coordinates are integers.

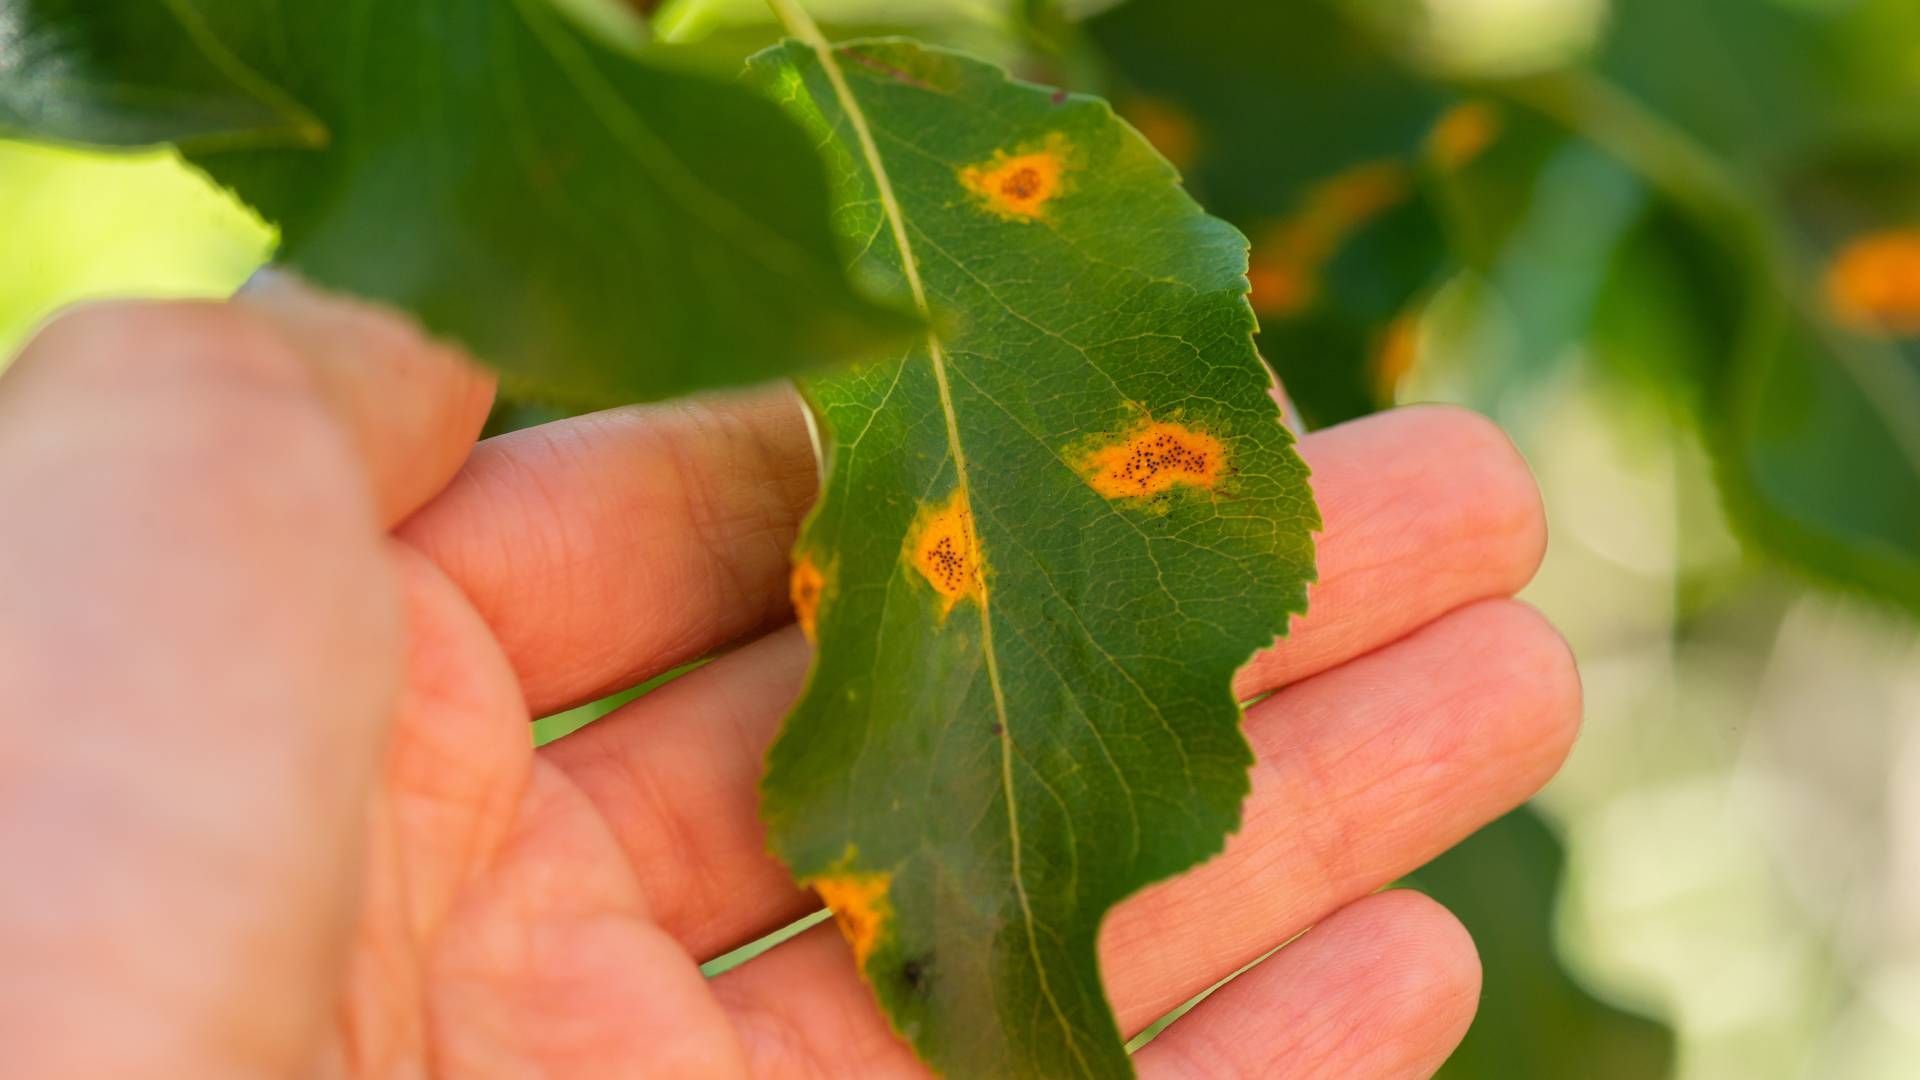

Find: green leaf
<box><xmin>1413</xmin><ymin>808</ymin><xmax>1675</xmax><ymax>1080</ymax></box>
<box><xmin>750</xmin><ymin>36</ymin><xmax>1317</xmax><ymax>1077</ymax></box>
<box><xmin>0</xmin><ymin>0</ymin><xmax>917</xmax><ymax>404</ymax></box>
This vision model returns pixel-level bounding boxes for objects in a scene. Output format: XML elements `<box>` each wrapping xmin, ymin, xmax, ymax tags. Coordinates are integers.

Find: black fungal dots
<box><xmin>1085</xmin><ymin>421</ymin><xmax>1226</xmax><ymax>500</ymax></box>
<box><xmin>900</xmin><ymin>955</ymin><xmax>933</xmax><ymax>996</ymax></box>
<box><xmin>910</xmin><ymin>490</ymin><xmax>982</xmax><ymax>610</ymax></box>
<box><xmin>924</xmin><ymin>533</ymin><xmax>970</xmax><ymax>594</ymax></box>
<box><xmin>1112</xmin><ymin>432</ymin><xmax>1210</xmax><ymax>493</ymax></box>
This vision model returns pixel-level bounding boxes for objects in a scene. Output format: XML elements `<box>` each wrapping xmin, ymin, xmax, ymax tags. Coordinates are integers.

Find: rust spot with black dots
<box><xmin>908</xmin><ymin>488</ymin><xmax>983</xmax><ymax>614</ymax></box>
<box><xmin>1082</xmin><ymin>419</ymin><xmax>1227</xmax><ymax>501</ymax></box>
<box><xmin>959</xmin><ymin>133</ymin><xmax>1072</xmax><ymax>221</ymax></box>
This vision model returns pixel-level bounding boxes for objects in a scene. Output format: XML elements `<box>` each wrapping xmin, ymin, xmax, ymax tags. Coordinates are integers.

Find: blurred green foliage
<box><xmin>0</xmin><ymin>141</ymin><xmax>269</xmax><ymax>358</ymax></box>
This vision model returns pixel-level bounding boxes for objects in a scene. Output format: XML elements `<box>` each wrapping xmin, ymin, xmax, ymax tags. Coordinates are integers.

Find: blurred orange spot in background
<box><xmin>1826</xmin><ymin>228</ymin><xmax>1920</xmax><ymax>336</ymax></box>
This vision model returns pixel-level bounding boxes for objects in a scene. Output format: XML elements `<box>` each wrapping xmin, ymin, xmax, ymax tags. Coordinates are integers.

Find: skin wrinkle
<box><xmin>660</xmin><ymin>400</ymin><xmax>807</xmax><ymax>660</ymax></box>
<box><xmin>618</xmin><ymin>739</ymin><xmax>721</xmax><ymax>942</ymax></box>
<box><xmin>382</xmin><ymin>551</ymin><xmax>532</xmax><ymax>940</ymax></box>
<box><xmin>1277</xmin><ymin>609</ymin><xmax>1571</xmax><ymax>884</ymax></box>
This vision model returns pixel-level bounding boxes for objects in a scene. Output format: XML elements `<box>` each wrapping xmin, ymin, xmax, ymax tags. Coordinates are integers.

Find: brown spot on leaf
<box><xmin>810</xmin><ymin>871</ymin><xmax>893</xmax><ymax>972</ymax></box>
<box><xmin>1083</xmin><ymin>420</ymin><xmax>1227</xmax><ymax>500</ymax></box>
<box><xmin>790</xmin><ymin>554</ymin><xmax>825</xmax><ymax>643</ymax></box>
<box><xmin>909</xmin><ymin>488</ymin><xmax>983</xmax><ymax>613</ymax></box>
<box><xmin>959</xmin><ymin>134</ymin><xmax>1071</xmax><ymax>221</ymax></box>
<box><xmin>1826</xmin><ymin>228</ymin><xmax>1920</xmax><ymax>336</ymax></box>
<box><xmin>1426</xmin><ymin>102</ymin><xmax>1502</xmax><ymax>172</ymax></box>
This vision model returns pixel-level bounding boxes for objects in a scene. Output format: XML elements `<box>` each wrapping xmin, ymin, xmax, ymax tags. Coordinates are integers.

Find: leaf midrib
<box><xmin>762</xmin><ymin>4</ymin><xmax>1091</xmax><ymax>1071</ymax></box>
<box><xmin>158</xmin><ymin>0</ymin><xmax>329</xmax><ymax>147</ymax></box>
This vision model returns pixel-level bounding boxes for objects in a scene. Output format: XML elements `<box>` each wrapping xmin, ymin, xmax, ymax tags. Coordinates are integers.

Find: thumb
<box><xmin>0</xmin><ymin>285</ymin><xmax>472</xmax><ymax>1074</ymax></box>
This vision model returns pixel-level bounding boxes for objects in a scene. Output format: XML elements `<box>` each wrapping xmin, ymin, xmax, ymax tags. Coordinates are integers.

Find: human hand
<box><xmin>0</xmin><ymin>275</ymin><xmax>1575</xmax><ymax>1077</ymax></box>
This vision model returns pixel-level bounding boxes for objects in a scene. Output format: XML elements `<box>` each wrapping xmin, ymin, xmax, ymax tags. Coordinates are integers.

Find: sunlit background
<box><xmin>4</xmin><ymin>0</ymin><xmax>1917</xmax><ymax>1076</ymax></box>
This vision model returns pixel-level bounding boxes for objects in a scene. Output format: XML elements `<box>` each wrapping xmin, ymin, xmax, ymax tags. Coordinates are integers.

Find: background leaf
<box><xmin>1551</xmin><ymin>0</ymin><xmax>1920</xmax><ymax>614</ymax></box>
<box><xmin>751</xmin><ymin>37</ymin><xmax>1317</xmax><ymax>1077</ymax></box>
<box><xmin>0</xmin><ymin>0</ymin><xmax>917</xmax><ymax>404</ymax></box>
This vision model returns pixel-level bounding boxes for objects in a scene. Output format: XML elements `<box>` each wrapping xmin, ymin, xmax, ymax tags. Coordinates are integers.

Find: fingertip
<box><xmin>234</xmin><ymin>270</ymin><xmax>497</xmax><ymax>525</ymax></box>
<box><xmin>1350</xmin><ymin>889</ymin><xmax>1484</xmax><ymax>1037</ymax></box>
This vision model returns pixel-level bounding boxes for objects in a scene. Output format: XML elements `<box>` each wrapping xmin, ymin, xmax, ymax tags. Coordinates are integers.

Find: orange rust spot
<box><xmin>1826</xmin><ymin>228</ymin><xmax>1920</xmax><ymax>336</ymax></box>
<box><xmin>809</xmin><ymin>871</ymin><xmax>892</xmax><ymax>971</ymax></box>
<box><xmin>790</xmin><ymin>554</ymin><xmax>825</xmax><ymax>643</ymax></box>
<box><xmin>1247</xmin><ymin>161</ymin><xmax>1412</xmax><ymax>318</ymax></box>
<box><xmin>959</xmin><ymin>133</ymin><xmax>1071</xmax><ymax>220</ymax></box>
<box><xmin>1120</xmin><ymin>95</ymin><xmax>1201</xmax><ymax>173</ymax></box>
<box><xmin>1370</xmin><ymin>310</ymin><xmax>1423</xmax><ymax>402</ymax></box>
<box><xmin>1426</xmin><ymin>102</ymin><xmax>1502</xmax><ymax>172</ymax></box>
<box><xmin>1083</xmin><ymin>420</ymin><xmax>1227</xmax><ymax>500</ymax></box>
<box><xmin>909</xmin><ymin>488</ymin><xmax>983</xmax><ymax>613</ymax></box>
